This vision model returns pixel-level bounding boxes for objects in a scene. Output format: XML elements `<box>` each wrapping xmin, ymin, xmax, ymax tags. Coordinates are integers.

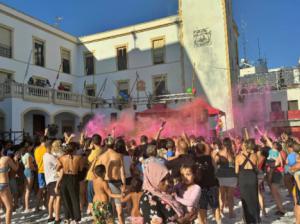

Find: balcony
<box><xmin>0</xmin><ymin>81</ymin><xmax>102</xmax><ymax>108</ymax></box>
<box><xmin>270</xmin><ymin>111</ymin><xmax>286</xmax><ymax>121</ymax></box>
<box><xmin>0</xmin><ymin>43</ymin><xmax>12</xmax><ymax>58</ymax></box>
<box><xmin>288</xmin><ymin>110</ymin><xmax>300</xmax><ymax>120</ymax></box>
<box><xmin>270</xmin><ymin>110</ymin><xmax>300</xmax><ymax>122</ymax></box>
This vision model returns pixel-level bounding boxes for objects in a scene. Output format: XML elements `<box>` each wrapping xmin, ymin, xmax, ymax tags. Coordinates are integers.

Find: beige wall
<box><xmin>181</xmin><ymin>0</ymin><xmax>236</xmax><ymax>128</ymax></box>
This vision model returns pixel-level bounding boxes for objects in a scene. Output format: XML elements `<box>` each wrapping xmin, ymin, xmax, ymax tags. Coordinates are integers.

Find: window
<box><xmin>116</xmin><ymin>46</ymin><xmax>127</xmax><ymax>70</ymax></box>
<box><xmin>153</xmin><ymin>75</ymin><xmax>167</xmax><ymax>96</ymax></box>
<box><xmin>61</xmin><ymin>49</ymin><xmax>71</xmax><ymax>74</ymax></box>
<box><xmin>0</xmin><ymin>70</ymin><xmax>13</xmax><ymax>83</ymax></box>
<box><xmin>288</xmin><ymin>100</ymin><xmax>298</xmax><ymax>111</ymax></box>
<box><xmin>271</xmin><ymin>101</ymin><xmax>282</xmax><ymax>112</ymax></box>
<box><xmin>117</xmin><ymin>80</ymin><xmax>129</xmax><ymax>99</ymax></box>
<box><xmin>152</xmin><ymin>38</ymin><xmax>165</xmax><ymax>64</ymax></box>
<box><xmin>110</xmin><ymin>113</ymin><xmax>117</xmax><ymax>122</ymax></box>
<box><xmin>0</xmin><ymin>25</ymin><xmax>12</xmax><ymax>58</ymax></box>
<box><xmin>84</xmin><ymin>53</ymin><xmax>94</xmax><ymax>75</ymax></box>
<box><xmin>33</xmin><ymin>39</ymin><xmax>45</xmax><ymax>67</ymax></box>
<box><xmin>85</xmin><ymin>85</ymin><xmax>96</xmax><ymax>97</ymax></box>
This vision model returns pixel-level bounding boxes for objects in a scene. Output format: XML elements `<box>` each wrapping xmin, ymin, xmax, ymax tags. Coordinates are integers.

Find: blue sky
<box><xmin>1</xmin><ymin>0</ymin><xmax>299</xmax><ymax>68</ymax></box>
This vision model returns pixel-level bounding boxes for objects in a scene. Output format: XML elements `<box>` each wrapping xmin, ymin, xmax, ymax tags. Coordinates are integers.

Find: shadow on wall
<box><xmin>78</xmin><ymin>38</ymin><xmax>228</xmax><ymax>110</ymax></box>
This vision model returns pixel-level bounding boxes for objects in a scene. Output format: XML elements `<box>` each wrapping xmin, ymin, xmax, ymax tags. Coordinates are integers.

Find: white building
<box><xmin>0</xmin><ymin>0</ymin><xmax>239</xmax><ymax>139</ymax></box>
<box><xmin>238</xmin><ymin>63</ymin><xmax>300</xmax><ymax>137</ymax></box>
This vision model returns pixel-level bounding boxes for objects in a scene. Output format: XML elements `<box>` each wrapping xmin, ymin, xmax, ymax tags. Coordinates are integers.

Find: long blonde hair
<box><xmin>51</xmin><ymin>140</ymin><xmax>63</xmax><ymax>157</ymax></box>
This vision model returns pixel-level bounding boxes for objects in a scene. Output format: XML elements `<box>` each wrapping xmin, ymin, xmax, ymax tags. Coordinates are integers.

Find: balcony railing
<box><xmin>287</xmin><ymin>110</ymin><xmax>300</xmax><ymax>120</ymax></box>
<box><xmin>0</xmin><ymin>43</ymin><xmax>12</xmax><ymax>58</ymax></box>
<box><xmin>0</xmin><ymin>81</ymin><xmax>102</xmax><ymax>108</ymax></box>
<box><xmin>270</xmin><ymin>110</ymin><xmax>300</xmax><ymax>121</ymax></box>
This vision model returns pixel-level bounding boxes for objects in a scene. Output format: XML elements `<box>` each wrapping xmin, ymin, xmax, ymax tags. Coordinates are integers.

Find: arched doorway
<box><xmin>54</xmin><ymin>111</ymin><xmax>80</xmax><ymax>136</ymax></box>
<box><xmin>22</xmin><ymin>109</ymin><xmax>50</xmax><ymax>136</ymax></box>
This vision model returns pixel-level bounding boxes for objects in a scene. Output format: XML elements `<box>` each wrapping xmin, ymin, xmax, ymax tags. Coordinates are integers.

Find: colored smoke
<box><xmin>84</xmin><ymin>98</ymin><xmax>216</xmax><ymax>142</ymax></box>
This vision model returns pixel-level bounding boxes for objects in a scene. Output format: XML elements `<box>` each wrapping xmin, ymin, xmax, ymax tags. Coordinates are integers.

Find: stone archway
<box><xmin>53</xmin><ymin>111</ymin><xmax>80</xmax><ymax>136</ymax></box>
<box><xmin>22</xmin><ymin>108</ymin><xmax>50</xmax><ymax>136</ymax></box>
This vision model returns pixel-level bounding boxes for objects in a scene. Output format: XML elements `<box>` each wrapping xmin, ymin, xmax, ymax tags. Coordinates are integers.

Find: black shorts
<box><xmin>47</xmin><ymin>182</ymin><xmax>58</xmax><ymax>197</ymax></box>
<box><xmin>296</xmin><ymin>184</ymin><xmax>300</xmax><ymax>206</ymax></box>
<box><xmin>199</xmin><ymin>186</ymin><xmax>219</xmax><ymax>210</ymax></box>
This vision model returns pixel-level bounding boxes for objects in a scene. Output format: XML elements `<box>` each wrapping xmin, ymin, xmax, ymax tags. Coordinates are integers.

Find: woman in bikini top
<box><xmin>0</xmin><ymin>152</ymin><xmax>20</xmax><ymax>224</ymax></box>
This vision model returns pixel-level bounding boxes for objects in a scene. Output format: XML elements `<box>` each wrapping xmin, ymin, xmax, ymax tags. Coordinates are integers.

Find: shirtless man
<box><xmin>94</xmin><ymin>137</ymin><xmax>126</xmax><ymax>224</ymax></box>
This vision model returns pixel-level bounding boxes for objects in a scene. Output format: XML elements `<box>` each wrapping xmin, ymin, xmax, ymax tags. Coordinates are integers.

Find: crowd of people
<box><xmin>0</xmin><ymin>124</ymin><xmax>300</xmax><ymax>224</ymax></box>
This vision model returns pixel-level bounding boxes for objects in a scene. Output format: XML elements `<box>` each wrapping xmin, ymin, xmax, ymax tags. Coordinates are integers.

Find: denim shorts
<box><xmin>38</xmin><ymin>173</ymin><xmax>46</xmax><ymax>189</ymax></box>
<box><xmin>108</xmin><ymin>180</ymin><xmax>122</xmax><ymax>205</ymax></box>
<box><xmin>199</xmin><ymin>185</ymin><xmax>219</xmax><ymax>210</ymax></box>
<box><xmin>87</xmin><ymin>180</ymin><xmax>94</xmax><ymax>203</ymax></box>
<box><xmin>24</xmin><ymin>168</ymin><xmax>34</xmax><ymax>179</ymax></box>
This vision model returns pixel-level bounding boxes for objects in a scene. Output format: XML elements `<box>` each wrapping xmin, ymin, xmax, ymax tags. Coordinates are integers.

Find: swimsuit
<box><xmin>0</xmin><ymin>183</ymin><xmax>8</xmax><ymax>191</ymax></box>
<box><xmin>0</xmin><ymin>166</ymin><xmax>10</xmax><ymax>191</ymax></box>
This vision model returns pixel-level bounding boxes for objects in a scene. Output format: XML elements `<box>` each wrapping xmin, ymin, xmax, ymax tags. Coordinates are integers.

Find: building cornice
<box><xmin>78</xmin><ymin>15</ymin><xmax>179</xmax><ymax>44</ymax></box>
<box><xmin>0</xmin><ymin>3</ymin><xmax>78</xmax><ymax>43</ymax></box>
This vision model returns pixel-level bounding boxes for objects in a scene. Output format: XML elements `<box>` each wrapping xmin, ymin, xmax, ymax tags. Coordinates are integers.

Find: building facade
<box><xmin>0</xmin><ymin>0</ymin><xmax>239</xmax><ymax>138</ymax></box>
<box><xmin>238</xmin><ymin>64</ymin><xmax>300</xmax><ymax>137</ymax></box>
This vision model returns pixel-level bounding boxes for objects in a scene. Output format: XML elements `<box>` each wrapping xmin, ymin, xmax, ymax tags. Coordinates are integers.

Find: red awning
<box><xmin>136</xmin><ymin>104</ymin><xmax>178</xmax><ymax>117</ymax></box>
<box><xmin>191</xmin><ymin>98</ymin><xmax>224</xmax><ymax>116</ymax></box>
<box><xmin>136</xmin><ymin>98</ymin><xmax>224</xmax><ymax>118</ymax></box>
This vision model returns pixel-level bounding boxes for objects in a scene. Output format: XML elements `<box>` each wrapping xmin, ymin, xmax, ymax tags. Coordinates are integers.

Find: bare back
<box><xmin>0</xmin><ymin>156</ymin><xmax>17</xmax><ymax>183</ymax></box>
<box><xmin>96</xmin><ymin>149</ymin><xmax>124</xmax><ymax>181</ymax></box>
<box><xmin>58</xmin><ymin>155</ymin><xmax>83</xmax><ymax>174</ymax></box>
<box><xmin>93</xmin><ymin>178</ymin><xmax>109</xmax><ymax>203</ymax></box>
<box><xmin>236</xmin><ymin>152</ymin><xmax>258</xmax><ymax>172</ymax></box>
<box><xmin>130</xmin><ymin>192</ymin><xmax>142</xmax><ymax>217</ymax></box>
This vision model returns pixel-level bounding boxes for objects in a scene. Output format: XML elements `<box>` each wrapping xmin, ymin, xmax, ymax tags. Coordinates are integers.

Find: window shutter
<box><xmin>62</xmin><ymin>49</ymin><xmax>70</xmax><ymax>60</ymax></box>
<box><xmin>0</xmin><ymin>26</ymin><xmax>11</xmax><ymax>46</ymax></box>
<box><xmin>153</xmin><ymin>39</ymin><xmax>164</xmax><ymax>64</ymax></box>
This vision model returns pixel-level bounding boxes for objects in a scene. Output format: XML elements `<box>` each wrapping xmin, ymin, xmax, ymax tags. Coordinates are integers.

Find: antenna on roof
<box><xmin>54</xmin><ymin>16</ymin><xmax>63</xmax><ymax>28</ymax></box>
<box><xmin>257</xmin><ymin>38</ymin><xmax>262</xmax><ymax>59</ymax></box>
